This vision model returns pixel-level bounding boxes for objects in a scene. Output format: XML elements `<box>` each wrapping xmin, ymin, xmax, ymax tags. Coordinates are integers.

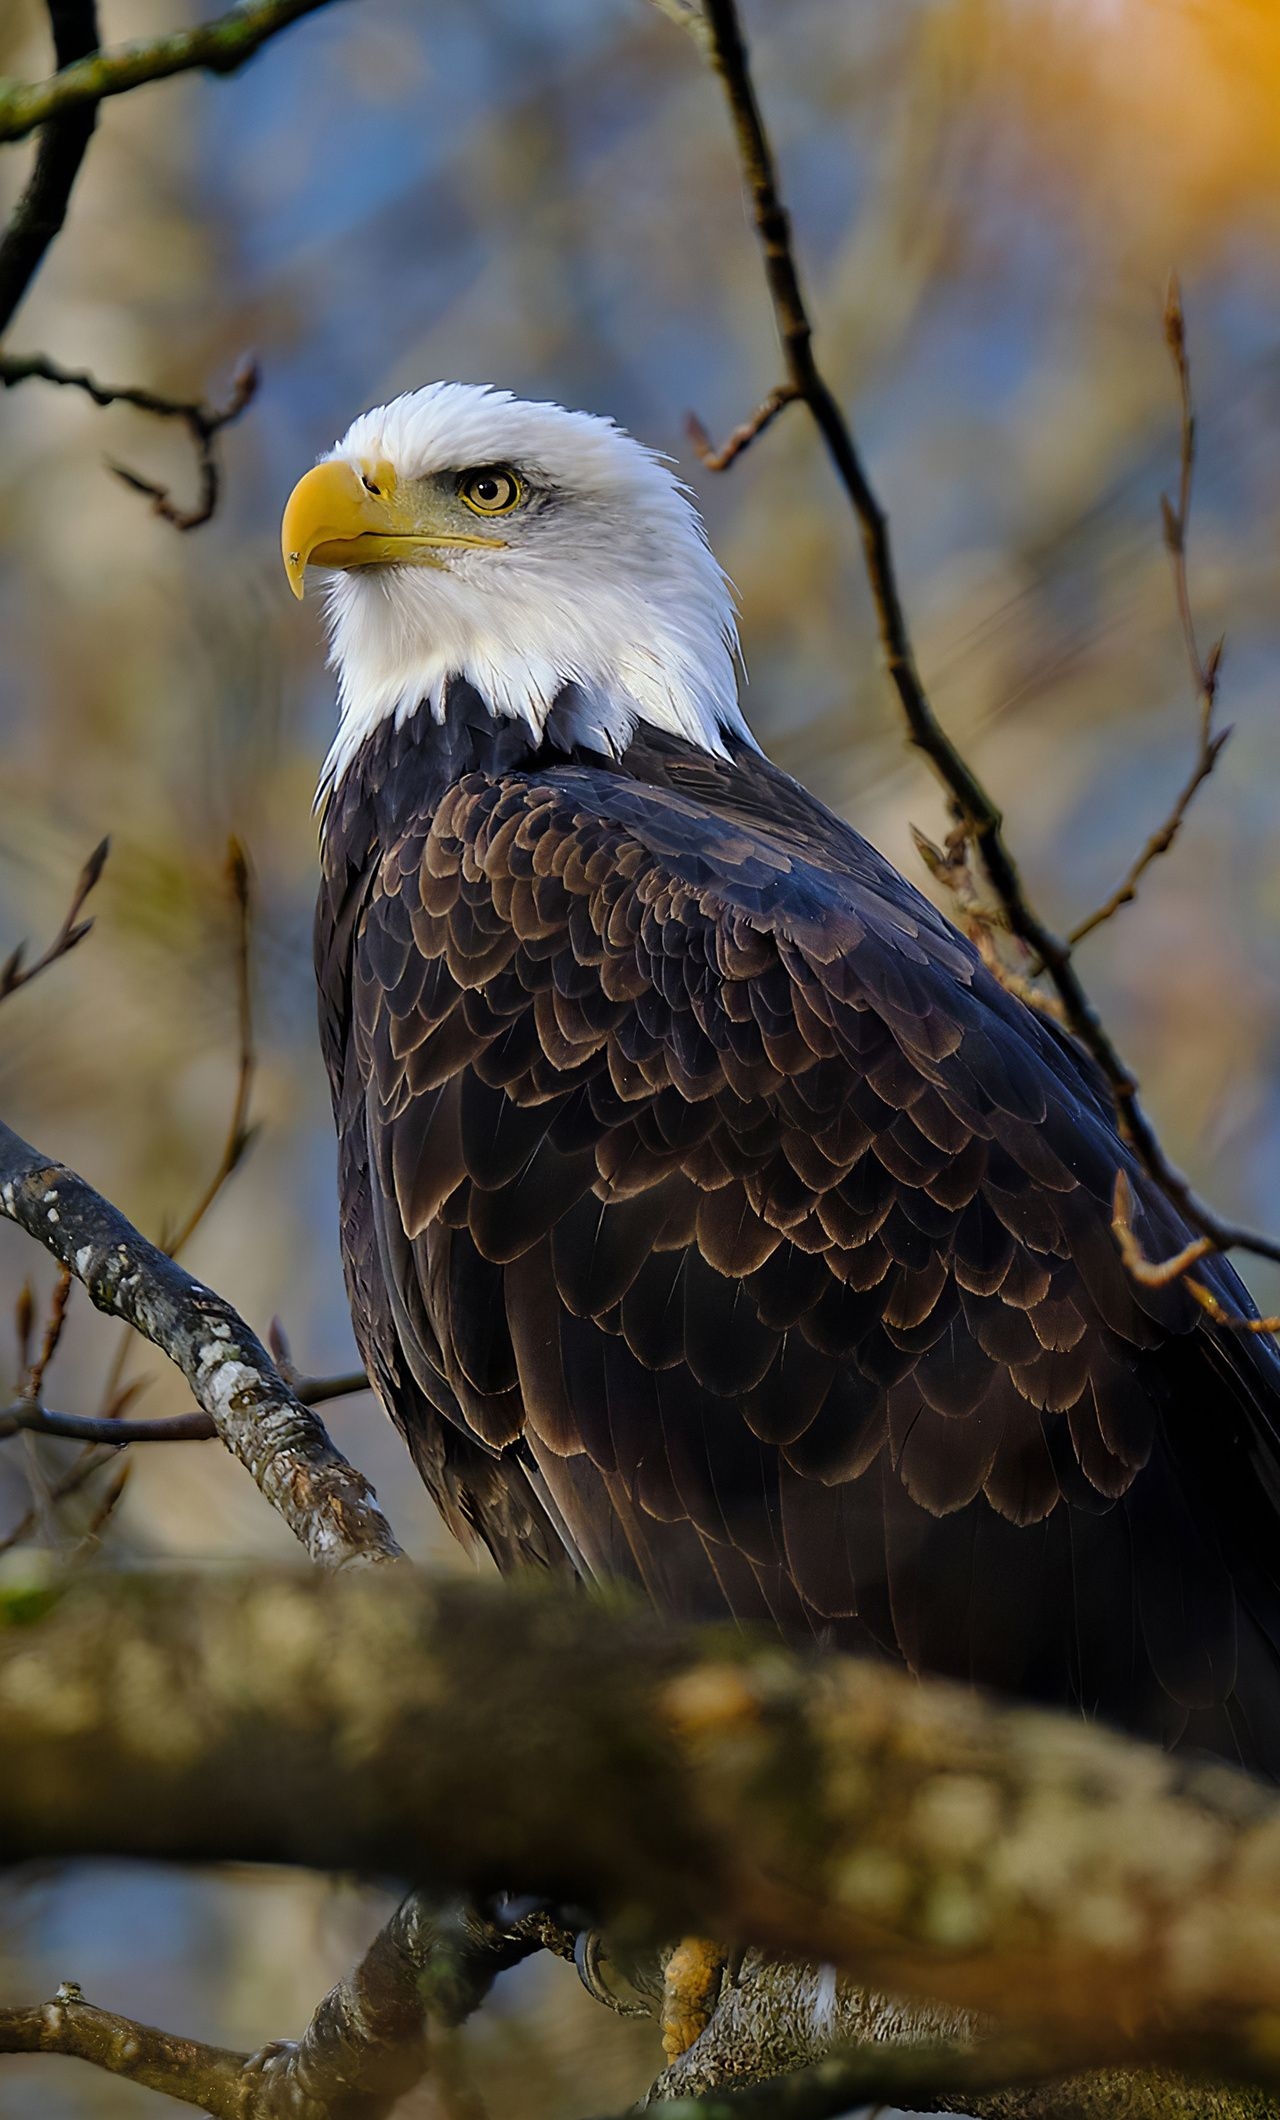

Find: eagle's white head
<box><xmin>282</xmin><ymin>383</ymin><xmax>747</xmax><ymax>794</ymax></box>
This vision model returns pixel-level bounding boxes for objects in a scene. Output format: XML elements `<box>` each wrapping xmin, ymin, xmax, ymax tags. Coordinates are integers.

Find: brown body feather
<box><xmin>317</xmin><ymin>688</ymin><xmax>1280</xmax><ymax>1774</ymax></box>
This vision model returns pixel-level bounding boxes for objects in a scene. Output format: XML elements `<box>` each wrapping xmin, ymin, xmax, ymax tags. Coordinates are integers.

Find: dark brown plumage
<box><xmin>317</xmin><ymin>682</ymin><xmax>1280</xmax><ymax>1776</ymax></box>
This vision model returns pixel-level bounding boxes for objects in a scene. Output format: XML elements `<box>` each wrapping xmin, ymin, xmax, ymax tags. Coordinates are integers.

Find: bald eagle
<box><xmin>284</xmin><ymin>384</ymin><xmax>1280</xmax><ymax>1775</ymax></box>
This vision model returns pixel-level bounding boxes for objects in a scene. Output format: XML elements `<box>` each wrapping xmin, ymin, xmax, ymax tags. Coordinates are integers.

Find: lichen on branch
<box><xmin>0</xmin><ymin>1120</ymin><xmax>399</xmax><ymax>1567</ymax></box>
<box><xmin>6</xmin><ymin>1566</ymin><xmax>1280</xmax><ymax>2103</ymax></box>
<box><xmin>0</xmin><ymin>0</ymin><xmax>348</xmax><ymax>146</ymax></box>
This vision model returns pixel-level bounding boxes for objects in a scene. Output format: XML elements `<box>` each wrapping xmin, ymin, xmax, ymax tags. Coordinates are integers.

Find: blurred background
<box><xmin>2</xmin><ymin>0</ymin><xmax>1280</xmax><ymax>2108</ymax></box>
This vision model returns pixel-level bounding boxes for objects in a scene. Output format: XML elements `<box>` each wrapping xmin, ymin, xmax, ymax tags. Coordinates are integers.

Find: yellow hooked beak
<box><xmin>281</xmin><ymin>458</ymin><xmax>507</xmax><ymax>599</ymax></box>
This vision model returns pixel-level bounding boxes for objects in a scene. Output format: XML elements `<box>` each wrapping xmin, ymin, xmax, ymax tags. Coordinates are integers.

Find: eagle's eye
<box><xmin>458</xmin><ymin>466</ymin><xmax>523</xmax><ymax>516</ymax></box>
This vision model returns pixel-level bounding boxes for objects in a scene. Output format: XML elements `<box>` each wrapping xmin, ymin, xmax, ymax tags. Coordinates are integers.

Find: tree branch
<box><xmin>0</xmin><ymin>0</ymin><xmax>347</xmax><ymax>146</ymax></box>
<box><xmin>0</xmin><ymin>1443</ymin><xmax>117</xmax><ymax>1557</ymax></box>
<box><xmin>0</xmin><ymin>351</ymin><xmax>259</xmax><ymax>528</ymax></box>
<box><xmin>0</xmin><ymin>1893</ymin><xmax>581</xmax><ymax>2117</ymax></box>
<box><xmin>624</xmin><ymin>2032</ymin><xmax>1114</xmax><ymax>2120</ymax></box>
<box><xmin>0</xmin><ymin>1985</ymin><xmax>249</xmax><ymax>2116</ymax></box>
<box><xmin>0</xmin><ymin>837</ymin><xmax>108</xmax><ymax>1006</ymax></box>
<box><xmin>164</xmin><ymin>837</ymin><xmax>256</xmax><ymax>1254</ymax></box>
<box><xmin>686</xmin><ymin>385</ymin><xmax>799</xmax><ymax>471</ymax></box>
<box><xmin>644</xmin><ymin>1956</ymin><xmax>1280</xmax><ymax>2120</ymax></box>
<box><xmin>0</xmin><ymin>0</ymin><xmax>101</xmax><ymax>338</ymax></box>
<box><xmin>8</xmin><ymin>1569</ymin><xmax>1280</xmax><ymax>2100</ymax></box>
<box><xmin>1063</xmin><ymin>280</ymin><xmax>1229</xmax><ymax>951</ymax></box>
<box><xmin>675</xmin><ymin>0</ymin><xmax>1280</xmax><ymax>1273</ymax></box>
<box><xmin>0</xmin><ymin>1122</ymin><xmax>399</xmax><ymax>1565</ymax></box>
<box><xmin>0</xmin><ymin>1371</ymin><xmax>369</xmax><ymax>1446</ymax></box>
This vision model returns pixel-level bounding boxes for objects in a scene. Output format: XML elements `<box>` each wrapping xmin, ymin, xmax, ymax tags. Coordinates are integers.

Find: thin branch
<box><xmin>106</xmin><ymin>364</ymin><xmax>256</xmax><ymax>529</ymax></box>
<box><xmin>13</xmin><ymin>1283</ymin><xmax>35</xmax><ymax>1376</ymax></box>
<box><xmin>1110</xmin><ymin>1174</ymin><xmax>1215</xmax><ymax>1288</ymax></box>
<box><xmin>300</xmin><ymin>1368</ymin><xmax>371</xmax><ymax>1406</ymax></box>
<box><xmin>73</xmin><ymin>1452</ymin><xmax>130</xmax><ymax>1546</ymax></box>
<box><xmin>0</xmin><ymin>1372</ymin><xmax>369</xmax><ymax>1447</ymax></box>
<box><xmin>1</xmin><ymin>1402</ymin><xmax>216</xmax><ymax>1444</ymax></box>
<box><xmin>1066</xmin><ymin>723</ymin><xmax>1227</xmax><ymax>950</ymax></box>
<box><xmin>23</xmin><ymin>1265</ymin><xmax>72</xmax><ymax>1401</ymax></box>
<box><xmin>1183</xmin><ymin>1278</ymin><xmax>1280</xmax><ymax>1337</ymax></box>
<box><xmin>0</xmin><ymin>1985</ymin><xmax>252</xmax><ymax>2118</ymax></box>
<box><xmin>1065</xmin><ymin>281</ymin><xmax>1229</xmax><ymax>949</ymax></box>
<box><xmin>909</xmin><ymin>825</ymin><xmax>1065</xmax><ymax>1022</ymax></box>
<box><xmin>645</xmin><ymin>0</ymin><xmax>712</xmax><ymax>54</ymax></box>
<box><xmin>681</xmin><ymin>0</ymin><xmax>1280</xmax><ymax>1273</ymax></box>
<box><xmin>165</xmin><ymin>838</ymin><xmax>256</xmax><ymax>1254</ymax></box>
<box><xmin>0</xmin><ymin>836</ymin><xmax>108</xmax><ymax>1005</ymax></box>
<box><xmin>1163</xmin><ymin>279</ymin><xmax>1219</xmax><ymax>724</ymax></box>
<box><xmin>0</xmin><ymin>1120</ymin><xmax>400</xmax><ymax>1565</ymax></box>
<box><xmin>0</xmin><ymin>0</ymin><xmax>101</xmax><ymax>338</ymax></box>
<box><xmin>0</xmin><ymin>1445</ymin><xmax>116</xmax><ymax>1556</ymax></box>
<box><xmin>0</xmin><ymin>0</ymin><xmax>347</xmax><ymax>146</ymax></box>
<box><xmin>0</xmin><ymin>351</ymin><xmax>259</xmax><ymax>529</ymax></box>
<box><xmin>92</xmin><ymin>838</ymin><xmax>256</xmax><ymax>1418</ymax></box>
<box><xmin>1112</xmin><ymin>1177</ymin><xmax>1280</xmax><ymax>1339</ymax></box>
<box><xmin>687</xmin><ymin>385</ymin><xmax>799</xmax><ymax>471</ymax></box>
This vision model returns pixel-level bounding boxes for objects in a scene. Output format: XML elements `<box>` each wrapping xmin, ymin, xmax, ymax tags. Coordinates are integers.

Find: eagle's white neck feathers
<box><xmin>313</xmin><ymin>384</ymin><xmax>748</xmax><ymax>796</ymax></box>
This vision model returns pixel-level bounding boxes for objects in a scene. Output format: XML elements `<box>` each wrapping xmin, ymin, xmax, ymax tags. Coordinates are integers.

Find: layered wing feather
<box><xmin>321</xmin><ymin>728</ymin><xmax>1280</xmax><ymax>1771</ymax></box>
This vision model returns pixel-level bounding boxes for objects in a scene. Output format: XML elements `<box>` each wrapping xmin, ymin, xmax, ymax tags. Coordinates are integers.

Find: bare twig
<box><xmin>910</xmin><ymin>825</ymin><xmax>1065</xmax><ymax>1022</ymax></box>
<box><xmin>0</xmin><ymin>0</ymin><xmax>101</xmax><ymax>337</ymax></box>
<box><xmin>1</xmin><ymin>1402</ymin><xmax>216</xmax><ymax>1444</ymax></box>
<box><xmin>0</xmin><ymin>352</ymin><xmax>258</xmax><ymax>528</ymax></box>
<box><xmin>298</xmin><ymin>1368</ymin><xmax>370</xmax><ymax>1406</ymax></box>
<box><xmin>0</xmin><ymin>836</ymin><xmax>108</xmax><ymax>1005</ymax></box>
<box><xmin>13</xmin><ymin>1283</ymin><xmax>35</xmax><ymax>1377</ymax></box>
<box><xmin>679</xmin><ymin>0</ymin><xmax>1280</xmax><ymax>1273</ymax></box>
<box><xmin>1065</xmin><ymin>281</ymin><xmax>1230</xmax><ymax>949</ymax></box>
<box><xmin>0</xmin><ymin>1445</ymin><xmax>116</xmax><ymax>1556</ymax></box>
<box><xmin>92</xmin><ymin>838</ymin><xmax>256</xmax><ymax>1418</ymax></box>
<box><xmin>687</xmin><ymin>385</ymin><xmax>799</xmax><ymax>471</ymax></box>
<box><xmin>0</xmin><ymin>1372</ymin><xmax>368</xmax><ymax>1447</ymax></box>
<box><xmin>73</xmin><ymin>1454</ymin><xmax>131</xmax><ymax>1546</ymax></box>
<box><xmin>1182</xmin><ymin>1279</ymin><xmax>1280</xmax><ymax>1337</ymax></box>
<box><xmin>22</xmin><ymin>1265</ymin><xmax>73</xmax><ymax>1402</ymax></box>
<box><xmin>1110</xmin><ymin>1174</ymin><xmax>1215</xmax><ymax>1288</ymax></box>
<box><xmin>0</xmin><ymin>0</ymin><xmax>347</xmax><ymax>145</ymax></box>
<box><xmin>0</xmin><ymin>1120</ymin><xmax>400</xmax><ymax>1565</ymax></box>
<box><xmin>164</xmin><ymin>838</ymin><xmax>256</xmax><ymax>1254</ymax></box>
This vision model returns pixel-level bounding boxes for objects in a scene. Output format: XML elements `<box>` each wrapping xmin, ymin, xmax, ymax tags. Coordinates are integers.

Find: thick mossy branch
<box><xmin>0</xmin><ymin>1120</ymin><xmax>399</xmax><ymax>1565</ymax></box>
<box><xmin>643</xmin><ymin>1958</ymin><xmax>1280</xmax><ymax>2120</ymax></box>
<box><xmin>0</xmin><ymin>0</ymin><xmax>346</xmax><ymax>145</ymax></box>
<box><xmin>7</xmin><ymin>1567</ymin><xmax>1280</xmax><ymax>2100</ymax></box>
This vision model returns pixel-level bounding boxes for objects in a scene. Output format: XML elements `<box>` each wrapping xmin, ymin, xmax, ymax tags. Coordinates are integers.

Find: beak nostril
<box><xmin>362</xmin><ymin>477</ymin><xmax>381</xmax><ymax>497</ymax></box>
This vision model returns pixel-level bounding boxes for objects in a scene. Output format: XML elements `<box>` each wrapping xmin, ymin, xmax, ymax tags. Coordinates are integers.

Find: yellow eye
<box><xmin>458</xmin><ymin>466</ymin><xmax>523</xmax><ymax>516</ymax></box>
